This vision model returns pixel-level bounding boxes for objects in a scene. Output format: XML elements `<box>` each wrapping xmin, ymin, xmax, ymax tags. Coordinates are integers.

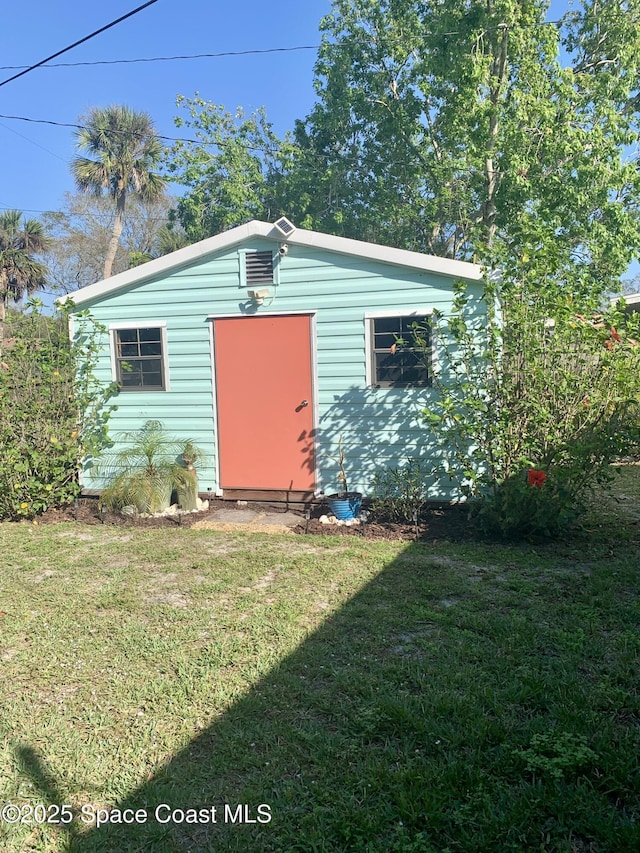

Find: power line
<box><xmin>0</xmin><ymin>45</ymin><xmax>320</xmax><ymax>71</ymax></box>
<box><xmin>0</xmin><ymin>205</ymin><xmax>174</xmax><ymax>220</ymax></box>
<box><xmin>0</xmin><ymin>112</ymin><xmax>275</xmax><ymax>152</ymax></box>
<box><xmin>0</xmin><ymin>0</ymin><xmax>159</xmax><ymax>88</ymax></box>
<box><xmin>0</xmin><ymin>17</ymin><xmax>574</xmax><ymax>76</ymax></box>
<box><xmin>0</xmin><ymin>121</ymin><xmax>68</xmax><ymax>162</ymax></box>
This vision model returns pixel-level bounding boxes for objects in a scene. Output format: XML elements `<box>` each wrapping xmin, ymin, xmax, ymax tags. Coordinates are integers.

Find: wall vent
<box><xmin>245</xmin><ymin>250</ymin><xmax>274</xmax><ymax>284</ymax></box>
<box><xmin>273</xmin><ymin>216</ymin><xmax>296</xmax><ymax>237</ymax></box>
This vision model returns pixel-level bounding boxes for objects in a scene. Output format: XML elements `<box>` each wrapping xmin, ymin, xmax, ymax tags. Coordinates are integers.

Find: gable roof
<box><xmin>58</xmin><ymin>219</ymin><xmax>484</xmax><ymax>307</ymax></box>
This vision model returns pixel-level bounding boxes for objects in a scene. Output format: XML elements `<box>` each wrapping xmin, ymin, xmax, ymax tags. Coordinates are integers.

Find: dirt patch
<box><xmin>143</xmin><ymin>591</ymin><xmax>190</xmax><ymax>608</ymax></box>
<box><xmin>192</xmin><ymin>520</ymin><xmax>294</xmax><ymax>535</ymax></box>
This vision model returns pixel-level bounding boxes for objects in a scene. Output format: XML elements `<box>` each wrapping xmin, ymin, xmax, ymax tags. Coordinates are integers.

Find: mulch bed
<box><xmin>32</xmin><ymin>497</ymin><xmax>475</xmax><ymax>543</ymax></box>
<box><xmin>296</xmin><ymin>504</ymin><xmax>473</xmax><ymax>542</ymax></box>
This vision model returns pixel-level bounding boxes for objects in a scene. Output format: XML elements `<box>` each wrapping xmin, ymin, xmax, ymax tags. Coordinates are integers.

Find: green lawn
<box><xmin>0</xmin><ymin>471</ymin><xmax>639</xmax><ymax>852</ymax></box>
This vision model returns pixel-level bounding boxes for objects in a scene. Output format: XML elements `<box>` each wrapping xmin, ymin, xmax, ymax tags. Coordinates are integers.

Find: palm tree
<box><xmin>0</xmin><ymin>210</ymin><xmax>50</xmax><ymax>344</ymax></box>
<box><xmin>71</xmin><ymin>105</ymin><xmax>166</xmax><ymax>279</ymax></box>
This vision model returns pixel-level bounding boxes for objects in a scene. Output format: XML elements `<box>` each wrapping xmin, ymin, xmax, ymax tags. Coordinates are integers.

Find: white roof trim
<box><xmin>58</xmin><ymin>220</ymin><xmax>484</xmax><ymax>307</ymax></box>
<box><xmin>619</xmin><ymin>292</ymin><xmax>640</xmax><ymax>306</ymax></box>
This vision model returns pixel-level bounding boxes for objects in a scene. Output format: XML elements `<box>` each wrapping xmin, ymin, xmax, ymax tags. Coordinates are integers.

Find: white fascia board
<box><xmin>287</xmin><ymin>227</ymin><xmax>484</xmax><ymax>281</ymax></box>
<box><xmin>57</xmin><ymin>221</ymin><xmax>272</xmax><ymax>308</ymax></box>
<box><xmin>615</xmin><ymin>292</ymin><xmax>640</xmax><ymax>306</ymax></box>
<box><xmin>57</xmin><ymin>220</ymin><xmax>484</xmax><ymax>309</ymax></box>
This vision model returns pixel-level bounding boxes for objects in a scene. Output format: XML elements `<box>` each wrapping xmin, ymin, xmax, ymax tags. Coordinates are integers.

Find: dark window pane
<box><xmin>140</xmin><ymin>341</ymin><xmax>162</xmax><ymax>356</ymax></box>
<box><xmin>373</xmin><ymin>317</ymin><xmax>401</xmax><ymax>334</ymax></box>
<box><xmin>120</xmin><ymin>364</ymin><xmax>144</xmax><ymax>387</ymax></box>
<box><xmin>117</xmin><ymin>329</ymin><xmax>138</xmax><ymax>343</ymax></box>
<box><xmin>376</xmin><ymin>354</ymin><xmax>402</xmax><ymax>384</ymax></box>
<box><xmin>401</xmin><ymin>316</ymin><xmax>430</xmax><ymax>346</ymax></box>
<box><xmin>139</xmin><ymin>328</ymin><xmax>161</xmax><ymax>342</ymax></box>
<box><xmin>118</xmin><ymin>359</ymin><xmax>164</xmax><ymax>388</ymax></box>
<box><xmin>374</xmin><ymin>332</ymin><xmax>397</xmax><ymax>349</ymax></box>
<box><xmin>119</xmin><ymin>342</ymin><xmax>140</xmax><ymax>358</ymax></box>
<box><xmin>140</xmin><ymin>359</ymin><xmax>163</xmax><ymax>378</ymax></box>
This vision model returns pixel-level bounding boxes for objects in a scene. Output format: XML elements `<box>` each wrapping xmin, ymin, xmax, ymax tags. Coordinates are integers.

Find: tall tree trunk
<box><xmin>482</xmin><ymin>24</ymin><xmax>509</xmax><ymax>249</ymax></box>
<box><xmin>103</xmin><ymin>189</ymin><xmax>126</xmax><ymax>279</ymax></box>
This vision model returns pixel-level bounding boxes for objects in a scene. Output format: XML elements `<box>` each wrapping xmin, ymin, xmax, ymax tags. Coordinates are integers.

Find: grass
<box><xmin>0</xmin><ymin>469</ymin><xmax>639</xmax><ymax>852</ymax></box>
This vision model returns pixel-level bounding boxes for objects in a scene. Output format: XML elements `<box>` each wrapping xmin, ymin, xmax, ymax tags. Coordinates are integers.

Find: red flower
<box><xmin>527</xmin><ymin>469</ymin><xmax>547</xmax><ymax>488</ymax></box>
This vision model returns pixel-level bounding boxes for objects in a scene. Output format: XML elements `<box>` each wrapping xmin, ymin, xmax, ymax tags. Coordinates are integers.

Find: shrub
<box><xmin>421</xmin><ymin>281</ymin><xmax>640</xmax><ymax>538</ymax></box>
<box><xmin>0</xmin><ymin>302</ymin><xmax>116</xmax><ymax>519</ymax></box>
<box><xmin>371</xmin><ymin>458</ymin><xmax>432</xmax><ymax>523</ymax></box>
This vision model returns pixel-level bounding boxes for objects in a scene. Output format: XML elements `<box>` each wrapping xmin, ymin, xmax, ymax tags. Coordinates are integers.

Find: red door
<box><xmin>213</xmin><ymin>315</ymin><xmax>315</xmax><ymax>491</ymax></box>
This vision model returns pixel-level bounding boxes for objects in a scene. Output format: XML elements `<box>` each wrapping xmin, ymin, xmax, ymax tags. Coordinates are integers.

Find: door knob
<box><xmin>300</xmin><ymin>400</ymin><xmax>309</xmax><ymax>407</ymax></box>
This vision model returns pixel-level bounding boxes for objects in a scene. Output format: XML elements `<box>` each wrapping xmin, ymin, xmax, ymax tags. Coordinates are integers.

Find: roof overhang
<box><xmin>621</xmin><ymin>292</ymin><xmax>640</xmax><ymax>307</ymax></box>
<box><xmin>58</xmin><ymin>220</ymin><xmax>485</xmax><ymax>308</ymax></box>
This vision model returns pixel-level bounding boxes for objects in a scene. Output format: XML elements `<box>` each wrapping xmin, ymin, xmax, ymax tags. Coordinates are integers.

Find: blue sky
<box><xmin>0</xmin><ymin>0</ymin><xmax>332</xmax><ymax>217</ymax></box>
<box><xmin>0</xmin><ymin>1</ymin><xmax>593</xmax><ymax>229</ymax></box>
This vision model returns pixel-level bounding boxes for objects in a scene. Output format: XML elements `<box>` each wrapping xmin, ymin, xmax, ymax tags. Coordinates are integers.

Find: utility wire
<box><xmin>0</xmin><ymin>112</ymin><xmax>273</xmax><ymax>151</ymax></box>
<box><xmin>0</xmin><ymin>18</ymin><xmax>573</xmax><ymax>73</ymax></box>
<box><xmin>0</xmin><ymin>45</ymin><xmax>320</xmax><ymax>70</ymax></box>
<box><xmin>0</xmin><ymin>121</ymin><xmax>68</xmax><ymax>162</ymax></box>
<box><xmin>0</xmin><ymin>0</ymin><xmax>159</xmax><ymax>88</ymax></box>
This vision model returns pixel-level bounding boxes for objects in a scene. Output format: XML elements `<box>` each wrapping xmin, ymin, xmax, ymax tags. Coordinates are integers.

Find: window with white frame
<box><xmin>368</xmin><ymin>313</ymin><xmax>433</xmax><ymax>387</ymax></box>
<box><xmin>111</xmin><ymin>325</ymin><xmax>168</xmax><ymax>391</ymax></box>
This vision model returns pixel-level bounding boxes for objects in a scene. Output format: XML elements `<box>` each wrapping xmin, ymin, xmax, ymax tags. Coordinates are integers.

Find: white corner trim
<box><xmin>59</xmin><ymin>220</ymin><xmax>485</xmax><ymax>308</ymax></box>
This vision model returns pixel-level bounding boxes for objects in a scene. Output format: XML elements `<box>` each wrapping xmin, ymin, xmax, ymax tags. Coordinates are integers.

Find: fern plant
<box><xmin>98</xmin><ymin>420</ymin><xmax>205</xmax><ymax>514</ymax></box>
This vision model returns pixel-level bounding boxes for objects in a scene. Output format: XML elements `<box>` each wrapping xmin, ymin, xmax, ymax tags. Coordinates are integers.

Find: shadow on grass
<box><xmin>14</xmin><ymin>537</ymin><xmax>638</xmax><ymax>852</ymax></box>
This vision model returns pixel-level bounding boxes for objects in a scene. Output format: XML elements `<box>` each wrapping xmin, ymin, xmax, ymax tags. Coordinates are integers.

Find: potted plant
<box><xmin>327</xmin><ymin>436</ymin><xmax>362</xmax><ymax>520</ymax></box>
<box><xmin>98</xmin><ymin>420</ymin><xmax>205</xmax><ymax>514</ymax></box>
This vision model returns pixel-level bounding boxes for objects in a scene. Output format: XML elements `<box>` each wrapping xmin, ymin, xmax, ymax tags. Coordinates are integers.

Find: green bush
<box><xmin>371</xmin><ymin>458</ymin><xmax>431</xmax><ymax>523</ymax></box>
<box><xmin>422</xmin><ymin>281</ymin><xmax>640</xmax><ymax>539</ymax></box>
<box><xmin>472</xmin><ymin>470</ymin><xmax>578</xmax><ymax>540</ymax></box>
<box><xmin>0</xmin><ymin>303</ymin><xmax>116</xmax><ymax>519</ymax></box>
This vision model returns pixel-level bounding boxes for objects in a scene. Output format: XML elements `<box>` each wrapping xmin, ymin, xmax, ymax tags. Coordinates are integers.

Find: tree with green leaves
<box><xmin>291</xmin><ymin>0</ymin><xmax>640</xmax><ymax>535</ymax></box>
<box><xmin>294</xmin><ymin>0</ymin><xmax>640</xmax><ymax>302</ymax></box>
<box><xmin>71</xmin><ymin>105</ymin><xmax>166</xmax><ymax>279</ymax></box>
<box><xmin>420</xmin><ymin>282</ymin><xmax>640</xmax><ymax>537</ymax></box>
<box><xmin>165</xmin><ymin>96</ymin><xmax>294</xmax><ymax>243</ymax></box>
<box><xmin>0</xmin><ymin>210</ymin><xmax>50</xmax><ymax>350</ymax></box>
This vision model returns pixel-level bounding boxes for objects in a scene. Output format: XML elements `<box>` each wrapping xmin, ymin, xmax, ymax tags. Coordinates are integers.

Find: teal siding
<box><xmin>74</xmin><ymin>237</ymin><xmax>483</xmax><ymax>500</ymax></box>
